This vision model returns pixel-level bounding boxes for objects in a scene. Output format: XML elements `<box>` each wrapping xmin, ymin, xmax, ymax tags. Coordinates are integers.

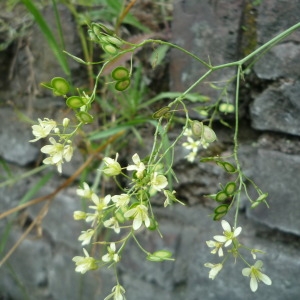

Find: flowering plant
<box><xmin>25</xmin><ymin>15</ymin><xmax>300</xmax><ymax>298</ymax></box>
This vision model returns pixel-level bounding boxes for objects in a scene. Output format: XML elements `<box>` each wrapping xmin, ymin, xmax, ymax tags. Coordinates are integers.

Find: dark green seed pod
<box><xmin>213</xmin><ymin>211</ymin><xmax>227</xmax><ymax>221</ymax></box>
<box><xmin>66</xmin><ymin>96</ymin><xmax>85</xmax><ymax>109</ymax></box>
<box><xmin>215</xmin><ymin>191</ymin><xmax>228</xmax><ymax>202</ymax></box>
<box><xmin>214</xmin><ymin>204</ymin><xmax>229</xmax><ymax>214</ymax></box>
<box><xmin>216</xmin><ymin>161</ymin><xmax>236</xmax><ymax>173</ymax></box>
<box><xmin>224</xmin><ymin>182</ymin><xmax>236</xmax><ymax>195</ymax></box>
<box><xmin>115</xmin><ymin>79</ymin><xmax>130</xmax><ymax>91</ymax></box>
<box><xmin>111</xmin><ymin>67</ymin><xmax>129</xmax><ymax>81</ymax></box>
<box><xmin>76</xmin><ymin>111</ymin><xmax>94</xmax><ymax>124</ymax></box>
<box><xmin>152</xmin><ymin>106</ymin><xmax>171</xmax><ymax>119</ymax></box>
<box><xmin>51</xmin><ymin>77</ymin><xmax>70</xmax><ymax>96</ymax></box>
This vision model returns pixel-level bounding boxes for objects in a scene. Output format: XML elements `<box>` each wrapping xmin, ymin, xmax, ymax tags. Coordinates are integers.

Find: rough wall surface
<box><xmin>1</xmin><ymin>1</ymin><xmax>300</xmax><ymax>299</ymax></box>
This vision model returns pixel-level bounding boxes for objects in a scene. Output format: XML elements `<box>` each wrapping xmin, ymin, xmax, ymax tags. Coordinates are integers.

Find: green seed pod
<box><xmin>214</xmin><ymin>204</ymin><xmax>229</xmax><ymax>214</ymax></box>
<box><xmin>76</xmin><ymin>111</ymin><xmax>94</xmax><ymax>124</ymax></box>
<box><xmin>92</xmin><ymin>22</ymin><xmax>114</xmax><ymax>35</ymax></box>
<box><xmin>115</xmin><ymin>79</ymin><xmax>130</xmax><ymax>91</ymax></box>
<box><xmin>202</xmin><ymin>125</ymin><xmax>216</xmax><ymax>142</ymax></box>
<box><xmin>251</xmin><ymin>193</ymin><xmax>268</xmax><ymax>208</ymax></box>
<box><xmin>213</xmin><ymin>211</ymin><xmax>227</xmax><ymax>221</ymax></box>
<box><xmin>191</xmin><ymin>120</ymin><xmax>203</xmax><ymax>137</ymax></box>
<box><xmin>106</xmin><ymin>36</ymin><xmax>123</xmax><ymax>47</ymax></box>
<box><xmin>66</xmin><ymin>96</ymin><xmax>85</xmax><ymax>109</ymax></box>
<box><xmin>91</xmin><ymin>24</ymin><xmax>102</xmax><ymax>37</ymax></box>
<box><xmin>224</xmin><ymin>182</ymin><xmax>236</xmax><ymax>195</ymax></box>
<box><xmin>111</xmin><ymin>67</ymin><xmax>129</xmax><ymax>81</ymax></box>
<box><xmin>216</xmin><ymin>161</ymin><xmax>236</xmax><ymax>173</ymax></box>
<box><xmin>215</xmin><ymin>191</ymin><xmax>228</xmax><ymax>202</ymax></box>
<box><xmin>115</xmin><ymin>210</ymin><xmax>126</xmax><ymax>223</ymax></box>
<box><xmin>51</xmin><ymin>77</ymin><xmax>70</xmax><ymax>96</ymax></box>
<box><xmin>88</xmin><ymin>30</ymin><xmax>98</xmax><ymax>42</ymax></box>
<box><xmin>219</xmin><ymin>103</ymin><xmax>235</xmax><ymax>113</ymax></box>
<box><xmin>152</xmin><ymin>106</ymin><xmax>171</xmax><ymax>119</ymax></box>
<box><xmin>146</xmin><ymin>250</ymin><xmax>173</xmax><ymax>262</ymax></box>
<box><xmin>256</xmin><ymin>193</ymin><xmax>268</xmax><ymax>203</ymax></box>
<box><xmin>102</xmin><ymin>43</ymin><xmax>118</xmax><ymax>55</ymax></box>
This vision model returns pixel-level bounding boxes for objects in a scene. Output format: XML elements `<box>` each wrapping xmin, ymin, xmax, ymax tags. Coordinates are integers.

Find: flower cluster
<box><xmin>182</xmin><ymin>129</ymin><xmax>201</xmax><ymax>162</ymax></box>
<box><xmin>30</xmin><ymin>117</ymin><xmax>74</xmax><ymax>173</ymax></box>
<box><xmin>74</xmin><ymin>153</ymin><xmax>172</xmax><ymax>236</ymax></box>
<box><xmin>182</xmin><ymin>123</ymin><xmax>217</xmax><ymax>162</ymax></box>
<box><xmin>204</xmin><ymin>220</ymin><xmax>272</xmax><ymax>292</ymax></box>
<box><xmin>72</xmin><ymin>152</ymin><xmax>183</xmax><ymax>297</ymax></box>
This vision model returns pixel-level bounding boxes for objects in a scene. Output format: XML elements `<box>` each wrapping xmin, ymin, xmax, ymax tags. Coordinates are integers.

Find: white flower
<box><xmin>163</xmin><ymin>190</ymin><xmax>184</xmax><ymax>207</ymax></box>
<box><xmin>85</xmin><ymin>212</ymin><xmax>98</xmax><ymax>224</ymax></box>
<box><xmin>185</xmin><ymin>151</ymin><xmax>197</xmax><ymax>163</ymax></box>
<box><xmin>63</xmin><ymin>144</ymin><xmax>73</xmax><ymax>162</ymax></box>
<box><xmin>103</xmin><ymin>153</ymin><xmax>122</xmax><ymax>176</ymax></box>
<box><xmin>85</xmin><ymin>194</ymin><xmax>111</xmax><ymax>225</ymax></box>
<box><xmin>127</xmin><ymin>153</ymin><xmax>145</xmax><ymax>178</ymax></box>
<box><xmin>112</xmin><ymin>194</ymin><xmax>130</xmax><ymax>208</ymax></box>
<box><xmin>104</xmin><ymin>284</ymin><xmax>126</xmax><ymax>300</ymax></box>
<box><xmin>150</xmin><ymin>172</ymin><xmax>168</xmax><ymax>191</ymax></box>
<box><xmin>29</xmin><ymin>118</ymin><xmax>57</xmax><ymax>142</ymax></box>
<box><xmin>89</xmin><ymin>194</ymin><xmax>111</xmax><ymax>212</ymax></box>
<box><xmin>206</xmin><ymin>240</ymin><xmax>224</xmax><ymax>257</ymax></box>
<box><xmin>163</xmin><ymin>190</ymin><xmax>176</xmax><ymax>207</ymax></box>
<box><xmin>76</xmin><ymin>182</ymin><xmax>98</xmax><ymax>202</ymax></box>
<box><xmin>213</xmin><ymin>220</ymin><xmax>242</xmax><ymax>247</ymax></box>
<box><xmin>124</xmin><ymin>204</ymin><xmax>150</xmax><ymax>230</ymax></box>
<box><xmin>250</xmin><ymin>249</ymin><xmax>265</xmax><ymax>260</ymax></box>
<box><xmin>41</xmin><ymin>137</ymin><xmax>63</xmax><ymax>158</ymax></box>
<box><xmin>242</xmin><ymin>260</ymin><xmax>272</xmax><ymax>292</ymax></box>
<box><xmin>204</xmin><ymin>263</ymin><xmax>223</xmax><ymax>280</ymax></box>
<box><xmin>183</xmin><ymin>128</ymin><xmax>192</xmax><ymax>137</ymax></box>
<box><xmin>40</xmin><ymin>137</ymin><xmax>73</xmax><ymax>173</ymax></box>
<box><xmin>76</xmin><ymin>182</ymin><xmax>91</xmax><ymax>197</ymax></box>
<box><xmin>200</xmin><ymin>139</ymin><xmax>210</xmax><ymax>149</ymax></box>
<box><xmin>102</xmin><ymin>243</ymin><xmax>120</xmax><ymax>263</ymax></box>
<box><xmin>104</xmin><ymin>217</ymin><xmax>120</xmax><ymax>234</ymax></box>
<box><xmin>72</xmin><ymin>248</ymin><xmax>97</xmax><ymax>274</ymax></box>
<box><xmin>182</xmin><ymin>136</ymin><xmax>201</xmax><ymax>153</ymax></box>
<box><xmin>78</xmin><ymin>229</ymin><xmax>94</xmax><ymax>245</ymax></box>
<box><xmin>43</xmin><ymin>156</ymin><xmax>63</xmax><ymax>173</ymax></box>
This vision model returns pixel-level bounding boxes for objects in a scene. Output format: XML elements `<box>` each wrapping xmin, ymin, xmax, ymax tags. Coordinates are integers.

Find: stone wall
<box><xmin>1</xmin><ymin>1</ymin><xmax>300</xmax><ymax>299</ymax></box>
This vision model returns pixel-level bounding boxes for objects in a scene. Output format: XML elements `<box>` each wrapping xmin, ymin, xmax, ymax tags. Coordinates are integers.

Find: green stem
<box><xmin>132</xmin><ymin>233</ymin><xmax>150</xmax><ymax>255</ymax></box>
<box><xmin>233</xmin><ymin>66</ymin><xmax>243</xmax><ymax>228</ymax></box>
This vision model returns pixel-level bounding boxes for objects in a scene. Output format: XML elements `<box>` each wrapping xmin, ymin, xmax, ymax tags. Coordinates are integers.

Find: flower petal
<box><xmin>213</xmin><ymin>235</ymin><xmax>227</xmax><ymax>243</ymax></box>
<box><xmin>221</xmin><ymin>220</ymin><xmax>231</xmax><ymax>231</ymax></box>
<box><xmin>250</xmin><ymin>276</ymin><xmax>258</xmax><ymax>292</ymax></box>
<box><xmin>242</xmin><ymin>267</ymin><xmax>251</xmax><ymax>276</ymax></box>
<box><xmin>259</xmin><ymin>273</ymin><xmax>272</xmax><ymax>285</ymax></box>
<box><xmin>233</xmin><ymin>226</ymin><xmax>242</xmax><ymax>237</ymax></box>
<box><xmin>132</xmin><ymin>217</ymin><xmax>142</xmax><ymax>230</ymax></box>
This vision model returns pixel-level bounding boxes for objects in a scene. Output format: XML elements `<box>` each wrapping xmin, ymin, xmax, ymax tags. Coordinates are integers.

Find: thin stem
<box><xmin>233</xmin><ymin>66</ymin><xmax>242</xmax><ymax>228</ymax></box>
<box><xmin>238</xmin><ymin>21</ymin><xmax>300</xmax><ymax>65</ymax></box>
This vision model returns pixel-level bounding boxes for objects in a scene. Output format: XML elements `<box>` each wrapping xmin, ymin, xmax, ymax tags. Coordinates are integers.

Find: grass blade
<box><xmin>21</xmin><ymin>0</ymin><xmax>70</xmax><ymax>75</ymax></box>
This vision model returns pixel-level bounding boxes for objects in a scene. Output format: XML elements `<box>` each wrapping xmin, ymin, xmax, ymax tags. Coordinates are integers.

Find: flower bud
<box><xmin>63</xmin><ymin>118</ymin><xmax>70</xmax><ymax>127</ymax></box>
